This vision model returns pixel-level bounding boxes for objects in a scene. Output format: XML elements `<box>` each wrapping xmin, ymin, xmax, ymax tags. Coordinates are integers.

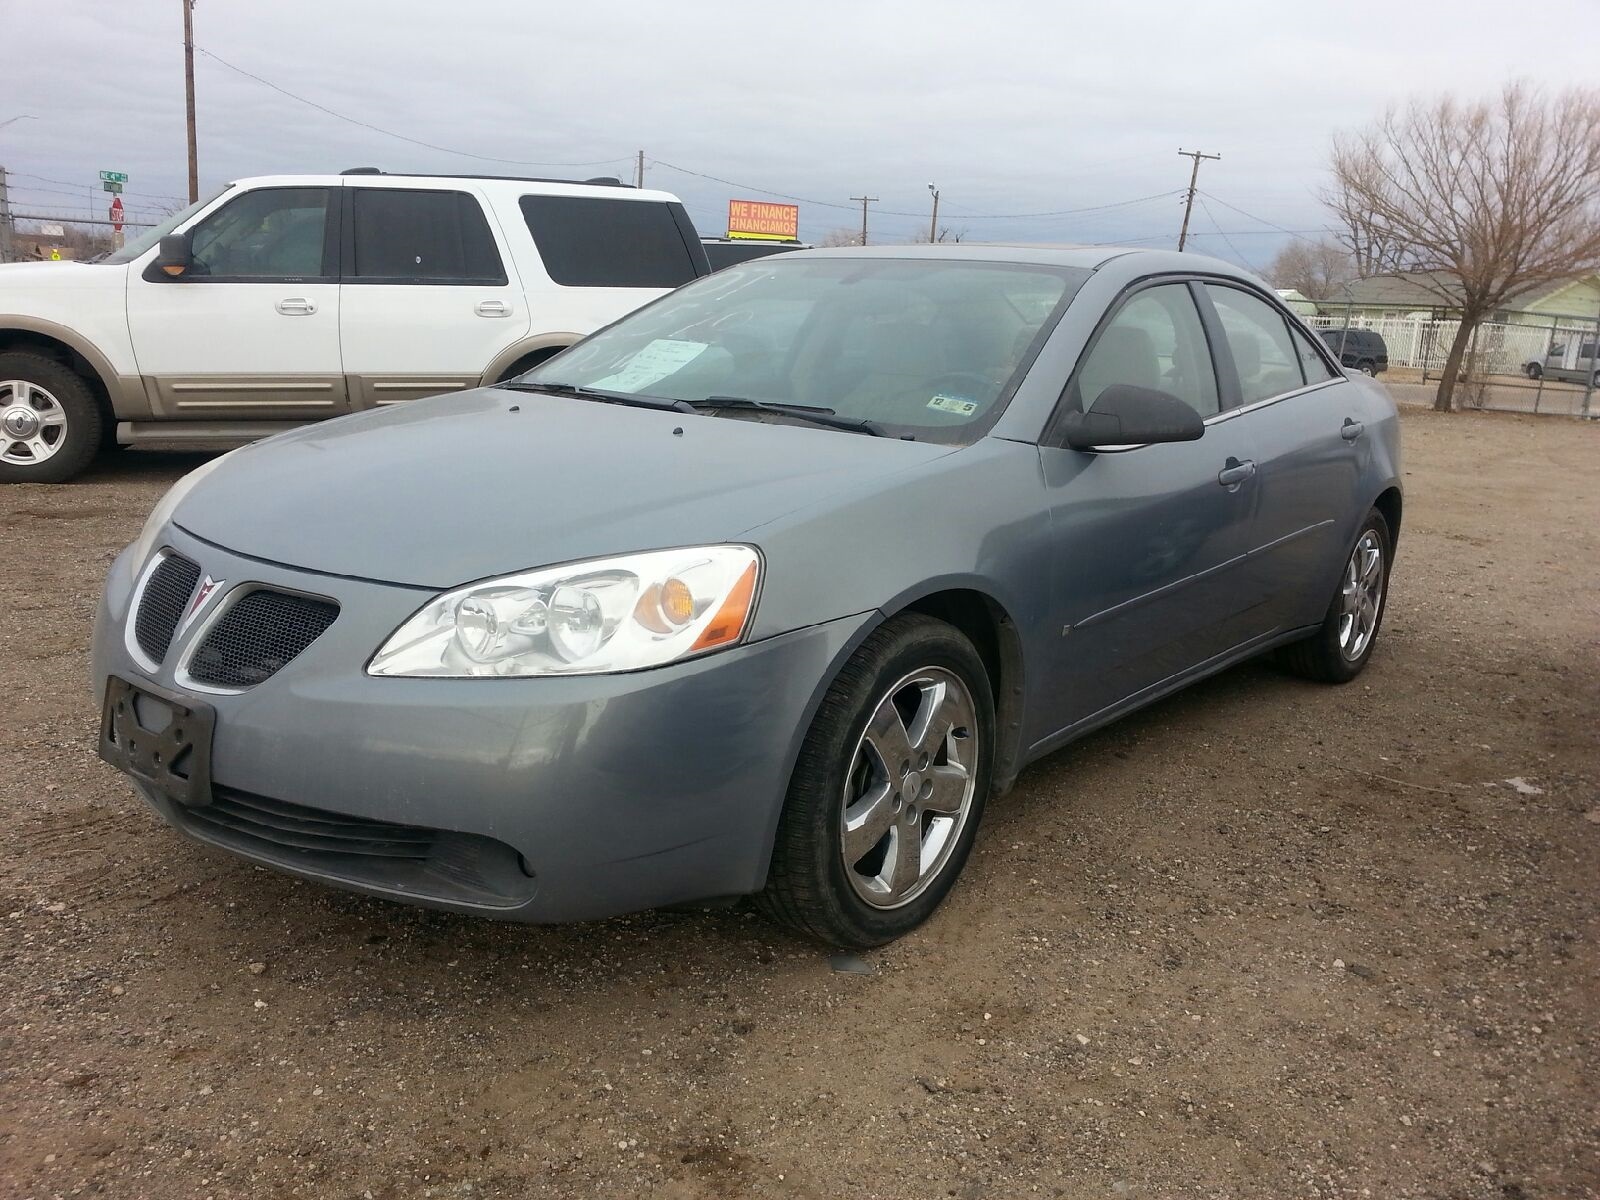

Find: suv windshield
<box><xmin>520</xmin><ymin>257</ymin><xmax>1087</xmax><ymax>442</ymax></box>
<box><xmin>100</xmin><ymin>187</ymin><xmax>228</xmax><ymax>265</ymax></box>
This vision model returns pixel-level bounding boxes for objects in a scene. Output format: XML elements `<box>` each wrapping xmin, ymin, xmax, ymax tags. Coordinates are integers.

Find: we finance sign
<box><xmin>727</xmin><ymin>199</ymin><xmax>800</xmax><ymax>241</ymax></box>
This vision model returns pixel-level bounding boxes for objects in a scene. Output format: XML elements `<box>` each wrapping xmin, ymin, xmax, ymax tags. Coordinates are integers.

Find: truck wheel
<box><xmin>0</xmin><ymin>353</ymin><xmax>104</xmax><ymax>484</ymax></box>
<box><xmin>758</xmin><ymin>614</ymin><xmax>994</xmax><ymax>948</ymax></box>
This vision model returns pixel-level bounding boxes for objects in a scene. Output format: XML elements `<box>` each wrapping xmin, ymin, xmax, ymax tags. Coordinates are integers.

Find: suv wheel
<box><xmin>0</xmin><ymin>353</ymin><xmax>104</xmax><ymax>484</ymax></box>
<box><xmin>1358</xmin><ymin>361</ymin><xmax>1377</xmax><ymax>377</ymax></box>
<box><xmin>758</xmin><ymin>614</ymin><xmax>995</xmax><ymax>948</ymax></box>
<box><xmin>1525</xmin><ymin>362</ymin><xmax>1542</xmax><ymax>380</ymax></box>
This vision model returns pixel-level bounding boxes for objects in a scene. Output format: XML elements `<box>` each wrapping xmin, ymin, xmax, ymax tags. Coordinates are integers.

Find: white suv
<box><xmin>0</xmin><ymin>171</ymin><xmax>710</xmax><ymax>482</ymax></box>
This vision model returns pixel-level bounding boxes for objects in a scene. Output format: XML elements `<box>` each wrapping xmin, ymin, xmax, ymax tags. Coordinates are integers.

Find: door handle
<box><xmin>1341</xmin><ymin>418</ymin><xmax>1365</xmax><ymax>441</ymax></box>
<box><xmin>475</xmin><ymin>300</ymin><xmax>512</xmax><ymax>318</ymax></box>
<box><xmin>1217</xmin><ymin>457</ymin><xmax>1257</xmax><ymax>488</ymax></box>
<box><xmin>275</xmin><ymin>298</ymin><xmax>316</xmax><ymax>316</ymax></box>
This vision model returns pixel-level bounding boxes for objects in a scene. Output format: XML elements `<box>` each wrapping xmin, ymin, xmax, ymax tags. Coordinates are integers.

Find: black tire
<box><xmin>758</xmin><ymin>614</ymin><xmax>995</xmax><ymax>948</ymax></box>
<box><xmin>1278</xmin><ymin>508</ymin><xmax>1392</xmax><ymax>684</ymax></box>
<box><xmin>0</xmin><ymin>352</ymin><xmax>104</xmax><ymax>483</ymax></box>
<box><xmin>1525</xmin><ymin>363</ymin><xmax>1542</xmax><ymax>380</ymax></box>
<box><xmin>1358</xmin><ymin>360</ymin><xmax>1377</xmax><ymax>377</ymax></box>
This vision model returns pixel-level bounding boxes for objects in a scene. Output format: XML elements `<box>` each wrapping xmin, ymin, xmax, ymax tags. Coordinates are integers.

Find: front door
<box><xmin>1038</xmin><ymin>281</ymin><xmax>1261</xmax><ymax>734</ymax></box>
<box><xmin>126</xmin><ymin>186</ymin><xmax>347</xmax><ymax>420</ymax></box>
<box><xmin>336</xmin><ymin>186</ymin><xmax>530</xmax><ymax>408</ymax></box>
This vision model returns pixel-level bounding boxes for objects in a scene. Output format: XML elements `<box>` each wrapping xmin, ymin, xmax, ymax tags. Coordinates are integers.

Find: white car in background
<box><xmin>0</xmin><ymin>170</ymin><xmax>711</xmax><ymax>482</ymax></box>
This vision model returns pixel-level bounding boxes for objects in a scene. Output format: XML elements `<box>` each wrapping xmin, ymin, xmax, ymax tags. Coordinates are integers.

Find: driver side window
<box><xmin>189</xmin><ymin>187</ymin><xmax>332</xmax><ymax>280</ymax></box>
<box><xmin>1072</xmin><ymin>283</ymin><xmax>1220</xmax><ymax>418</ymax></box>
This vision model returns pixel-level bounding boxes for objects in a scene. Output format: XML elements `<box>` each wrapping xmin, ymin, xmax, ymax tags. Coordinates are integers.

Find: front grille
<box><xmin>171</xmin><ymin>786</ymin><xmax>537</xmax><ymax>909</ymax></box>
<box><xmin>187</xmin><ymin>590</ymin><xmax>339</xmax><ymax>688</ymax></box>
<box><xmin>134</xmin><ymin>553</ymin><xmax>201</xmax><ymax>663</ymax></box>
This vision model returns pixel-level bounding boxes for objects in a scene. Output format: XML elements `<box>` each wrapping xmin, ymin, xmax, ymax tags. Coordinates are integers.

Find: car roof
<box><xmin>226</xmin><ymin>173</ymin><xmax>684</xmax><ymax>203</ymax></box>
<box><xmin>778</xmin><ymin>242</ymin><xmax>1260</xmax><ymax>282</ymax></box>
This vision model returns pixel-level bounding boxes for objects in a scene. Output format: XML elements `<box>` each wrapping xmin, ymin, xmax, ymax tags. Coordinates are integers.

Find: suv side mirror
<box><xmin>1062</xmin><ymin>384</ymin><xmax>1205</xmax><ymax>451</ymax></box>
<box><xmin>154</xmin><ymin>233</ymin><xmax>194</xmax><ymax>278</ymax></box>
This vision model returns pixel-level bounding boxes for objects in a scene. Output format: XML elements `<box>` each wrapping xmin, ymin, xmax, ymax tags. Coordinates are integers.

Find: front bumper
<box><xmin>91</xmin><ymin>524</ymin><xmax>871</xmax><ymax>921</ymax></box>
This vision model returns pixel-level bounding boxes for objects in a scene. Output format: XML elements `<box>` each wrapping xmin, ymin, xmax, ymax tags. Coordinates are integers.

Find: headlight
<box><xmin>368</xmin><ymin>546</ymin><xmax>761</xmax><ymax>677</ymax></box>
<box><xmin>124</xmin><ymin>450</ymin><xmax>236</xmax><ymax>581</ymax></box>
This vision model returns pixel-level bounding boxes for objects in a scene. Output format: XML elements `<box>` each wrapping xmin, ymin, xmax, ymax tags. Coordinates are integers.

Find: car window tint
<box><xmin>189</xmin><ymin>187</ymin><xmax>329</xmax><ymax>279</ymax></box>
<box><xmin>351</xmin><ymin>189</ymin><xmax>503</xmax><ymax>282</ymax></box>
<box><xmin>520</xmin><ymin>196</ymin><xmax>698</xmax><ymax>288</ymax></box>
<box><xmin>1290</xmin><ymin>324</ymin><xmax>1339</xmax><ymax>384</ymax></box>
<box><xmin>1205</xmin><ymin>285</ymin><xmax>1304</xmax><ymax>403</ymax></box>
<box><xmin>1072</xmin><ymin>283</ymin><xmax>1220</xmax><ymax>417</ymax></box>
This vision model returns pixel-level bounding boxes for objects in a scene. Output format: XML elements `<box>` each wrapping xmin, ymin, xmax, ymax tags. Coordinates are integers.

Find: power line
<box><xmin>1195</xmin><ymin>195</ymin><xmax>1249</xmax><ymax>267</ymax></box>
<box><xmin>1197</xmin><ymin>190</ymin><xmax>1326</xmax><ymax>246</ymax></box>
<box><xmin>195</xmin><ymin>46</ymin><xmax>633</xmax><ymax>169</ymax></box>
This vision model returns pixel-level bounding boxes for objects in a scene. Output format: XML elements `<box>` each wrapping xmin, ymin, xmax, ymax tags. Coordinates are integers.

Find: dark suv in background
<box><xmin>1319</xmin><ymin>328</ymin><xmax>1389</xmax><ymax>376</ymax></box>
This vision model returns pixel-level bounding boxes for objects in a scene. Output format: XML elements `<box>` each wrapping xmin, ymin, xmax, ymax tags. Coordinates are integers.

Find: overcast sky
<box><xmin>6</xmin><ymin>0</ymin><xmax>1598</xmax><ymax>267</ymax></box>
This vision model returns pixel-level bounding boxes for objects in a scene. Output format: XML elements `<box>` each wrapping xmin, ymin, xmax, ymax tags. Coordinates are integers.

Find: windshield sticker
<box><xmin>592</xmin><ymin>339</ymin><xmax>709</xmax><ymax>392</ymax></box>
<box><xmin>928</xmin><ymin>394</ymin><xmax>978</xmax><ymax>416</ymax></box>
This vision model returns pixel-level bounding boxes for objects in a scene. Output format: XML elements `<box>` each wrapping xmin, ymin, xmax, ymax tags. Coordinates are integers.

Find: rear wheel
<box><xmin>0</xmin><ymin>353</ymin><xmax>104</xmax><ymax>484</ymax></box>
<box><xmin>1278</xmin><ymin>509</ymin><xmax>1391</xmax><ymax>684</ymax></box>
<box><xmin>1525</xmin><ymin>362</ymin><xmax>1543</xmax><ymax>380</ymax></box>
<box><xmin>1358</xmin><ymin>361</ymin><xmax>1377</xmax><ymax>377</ymax></box>
<box><xmin>758</xmin><ymin>614</ymin><xmax>994</xmax><ymax>948</ymax></box>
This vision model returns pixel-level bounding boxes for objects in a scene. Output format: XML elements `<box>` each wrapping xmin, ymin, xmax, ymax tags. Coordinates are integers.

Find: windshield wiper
<box><xmin>691</xmin><ymin>396</ymin><xmax>886</xmax><ymax>437</ymax></box>
<box><xmin>501</xmin><ymin>380</ymin><xmax>697</xmax><ymax>413</ymax></box>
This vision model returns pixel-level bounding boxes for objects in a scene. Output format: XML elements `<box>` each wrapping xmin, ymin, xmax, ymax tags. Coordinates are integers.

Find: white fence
<box><xmin>1306</xmin><ymin>313</ymin><xmax>1595</xmax><ymax>376</ymax></box>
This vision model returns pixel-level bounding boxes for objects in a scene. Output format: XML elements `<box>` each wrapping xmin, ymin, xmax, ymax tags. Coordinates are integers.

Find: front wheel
<box><xmin>1278</xmin><ymin>509</ymin><xmax>1392</xmax><ymax>683</ymax></box>
<box><xmin>0</xmin><ymin>353</ymin><xmax>104</xmax><ymax>483</ymax></box>
<box><xmin>758</xmin><ymin>614</ymin><xmax>994</xmax><ymax>948</ymax></box>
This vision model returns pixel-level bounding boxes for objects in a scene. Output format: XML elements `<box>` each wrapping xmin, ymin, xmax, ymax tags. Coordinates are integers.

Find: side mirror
<box><xmin>154</xmin><ymin>233</ymin><xmax>193</xmax><ymax>278</ymax></box>
<box><xmin>1062</xmin><ymin>384</ymin><xmax>1204</xmax><ymax>451</ymax></box>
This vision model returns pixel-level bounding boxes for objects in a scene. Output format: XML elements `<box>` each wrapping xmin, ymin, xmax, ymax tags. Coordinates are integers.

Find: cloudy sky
<box><xmin>6</xmin><ymin>0</ymin><xmax>1597</xmax><ymax>267</ymax></box>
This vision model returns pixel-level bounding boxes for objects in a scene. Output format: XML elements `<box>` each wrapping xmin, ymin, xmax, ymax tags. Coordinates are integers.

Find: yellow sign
<box><xmin>727</xmin><ymin>199</ymin><xmax>799</xmax><ymax>242</ymax></box>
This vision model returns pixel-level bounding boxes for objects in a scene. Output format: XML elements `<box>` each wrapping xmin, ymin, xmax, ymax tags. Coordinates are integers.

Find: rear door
<box><xmin>1037</xmin><ymin>279</ymin><xmax>1262</xmax><ymax>733</ymax></box>
<box><xmin>126</xmin><ymin>185</ymin><xmax>347</xmax><ymax>419</ymax></box>
<box><xmin>336</xmin><ymin>185</ymin><xmax>529</xmax><ymax>408</ymax></box>
<box><xmin>1198</xmin><ymin>282</ymin><xmax>1361</xmax><ymax>635</ymax></box>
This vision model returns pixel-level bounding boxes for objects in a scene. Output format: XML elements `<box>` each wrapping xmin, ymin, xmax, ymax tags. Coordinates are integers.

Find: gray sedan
<box><xmin>91</xmin><ymin>245</ymin><xmax>1401</xmax><ymax>948</ymax></box>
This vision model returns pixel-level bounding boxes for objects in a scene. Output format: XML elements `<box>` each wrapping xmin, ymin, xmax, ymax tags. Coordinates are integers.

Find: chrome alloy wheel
<box><xmin>840</xmin><ymin>666</ymin><xmax>978</xmax><ymax>909</ymax></box>
<box><xmin>0</xmin><ymin>379</ymin><xmax>68</xmax><ymax>465</ymax></box>
<box><xmin>1338</xmin><ymin>530</ymin><xmax>1384</xmax><ymax>661</ymax></box>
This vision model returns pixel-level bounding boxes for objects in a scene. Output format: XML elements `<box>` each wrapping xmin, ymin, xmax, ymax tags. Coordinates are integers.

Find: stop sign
<box><xmin>109</xmin><ymin>195</ymin><xmax>125</xmax><ymax>232</ymax></box>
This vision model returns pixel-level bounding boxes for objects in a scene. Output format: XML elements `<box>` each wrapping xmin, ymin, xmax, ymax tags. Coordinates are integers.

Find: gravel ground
<box><xmin>2</xmin><ymin>408</ymin><xmax>1597</xmax><ymax>1200</ymax></box>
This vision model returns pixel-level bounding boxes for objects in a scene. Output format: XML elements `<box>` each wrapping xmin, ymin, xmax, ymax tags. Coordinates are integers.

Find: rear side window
<box><xmin>350</xmin><ymin>189</ymin><xmax>504</xmax><ymax>283</ymax></box>
<box><xmin>1204</xmin><ymin>285</ymin><xmax>1303</xmax><ymax>405</ymax></box>
<box><xmin>520</xmin><ymin>196</ymin><xmax>699</xmax><ymax>288</ymax></box>
<box><xmin>1290</xmin><ymin>325</ymin><xmax>1339</xmax><ymax>384</ymax></box>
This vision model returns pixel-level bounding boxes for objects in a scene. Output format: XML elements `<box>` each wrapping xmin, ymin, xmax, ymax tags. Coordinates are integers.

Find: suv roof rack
<box><xmin>339</xmin><ymin>168</ymin><xmax>632</xmax><ymax>188</ymax></box>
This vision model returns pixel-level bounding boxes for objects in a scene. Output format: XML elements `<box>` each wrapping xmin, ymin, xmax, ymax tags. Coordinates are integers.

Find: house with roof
<box><xmin>1322</xmin><ymin>271</ymin><xmax>1600</xmax><ymax>326</ymax></box>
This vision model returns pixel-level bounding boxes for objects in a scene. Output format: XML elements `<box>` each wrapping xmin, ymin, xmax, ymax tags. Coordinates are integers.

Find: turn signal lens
<box><xmin>691</xmin><ymin>561</ymin><xmax>757</xmax><ymax>652</ymax></box>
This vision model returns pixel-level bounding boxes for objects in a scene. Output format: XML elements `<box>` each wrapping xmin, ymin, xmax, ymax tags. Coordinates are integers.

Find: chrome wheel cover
<box><xmin>1338</xmin><ymin>530</ymin><xmax>1384</xmax><ymax>661</ymax></box>
<box><xmin>840</xmin><ymin>666</ymin><xmax>978</xmax><ymax>909</ymax></box>
<box><xmin>0</xmin><ymin>379</ymin><xmax>68</xmax><ymax>465</ymax></box>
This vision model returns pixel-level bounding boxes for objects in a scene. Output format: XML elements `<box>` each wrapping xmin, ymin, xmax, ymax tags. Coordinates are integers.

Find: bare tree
<box><xmin>818</xmin><ymin>227</ymin><xmax>862</xmax><ymax>247</ymax></box>
<box><xmin>1266</xmin><ymin>237</ymin><xmax>1355</xmax><ymax>299</ymax></box>
<box><xmin>906</xmin><ymin>226</ymin><xmax>966</xmax><ymax>244</ymax></box>
<box><xmin>1326</xmin><ymin>83</ymin><xmax>1600</xmax><ymax>410</ymax></box>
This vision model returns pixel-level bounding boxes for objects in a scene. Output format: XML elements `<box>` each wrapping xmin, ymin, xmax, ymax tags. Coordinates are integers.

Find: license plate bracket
<box><xmin>98</xmin><ymin>675</ymin><xmax>215</xmax><ymax>807</ymax></box>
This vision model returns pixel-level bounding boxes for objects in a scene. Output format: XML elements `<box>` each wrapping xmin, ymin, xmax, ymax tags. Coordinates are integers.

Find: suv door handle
<box><xmin>475</xmin><ymin>300</ymin><xmax>512</xmax><ymax>317</ymax></box>
<box><xmin>275</xmin><ymin>298</ymin><xmax>316</xmax><ymax>316</ymax></box>
<box><xmin>1341</xmin><ymin>418</ymin><xmax>1365</xmax><ymax>441</ymax></box>
<box><xmin>1217</xmin><ymin>457</ymin><xmax>1257</xmax><ymax>488</ymax></box>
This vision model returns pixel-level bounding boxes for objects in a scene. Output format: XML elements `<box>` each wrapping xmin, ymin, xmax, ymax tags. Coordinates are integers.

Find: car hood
<box><xmin>174</xmin><ymin>388</ymin><xmax>959</xmax><ymax>589</ymax></box>
<box><xmin>0</xmin><ymin>259</ymin><xmax>122</xmax><ymax>293</ymax></box>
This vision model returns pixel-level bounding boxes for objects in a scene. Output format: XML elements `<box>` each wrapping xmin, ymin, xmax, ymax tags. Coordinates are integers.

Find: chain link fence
<box><xmin>1307</xmin><ymin>301</ymin><xmax>1599</xmax><ymax>417</ymax></box>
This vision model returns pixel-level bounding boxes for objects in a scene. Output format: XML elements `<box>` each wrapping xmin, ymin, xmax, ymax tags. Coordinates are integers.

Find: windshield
<box><xmin>521</xmin><ymin>257</ymin><xmax>1087</xmax><ymax>442</ymax></box>
<box><xmin>100</xmin><ymin>186</ymin><xmax>229</xmax><ymax>265</ymax></box>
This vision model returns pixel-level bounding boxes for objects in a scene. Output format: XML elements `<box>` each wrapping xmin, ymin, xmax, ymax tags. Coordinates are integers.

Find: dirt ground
<box><xmin>2</xmin><ymin>408</ymin><xmax>1597</xmax><ymax>1200</ymax></box>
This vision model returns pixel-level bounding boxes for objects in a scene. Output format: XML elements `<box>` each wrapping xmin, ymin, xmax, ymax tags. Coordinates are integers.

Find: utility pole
<box><xmin>634</xmin><ymin>150</ymin><xmax>644</xmax><ymax>189</ymax></box>
<box><xmin>850</xmin><ymin>194</ymin><xmax>878</xmax><ymax>246</ymax></box>
<box><xmin>1175</xmin><ymin>148</ymin><xmax>1220</xmax><ymax>251</ymax></box>
<box><xmin>183</xmin><ymin>0</ymin><xmax>199</xmax><ymax>202</ymax></box>
<box><xmin>927</xmin><ymin>182</ymin><xmax>940</xmax><ymax>243</ymax></box>
<box><xmin>0</xmin><ymin>166</ymin><xmax>13</xmax><ymax>264</ymax></box>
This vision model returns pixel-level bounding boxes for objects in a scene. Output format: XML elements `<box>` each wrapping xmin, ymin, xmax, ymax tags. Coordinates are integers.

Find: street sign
<box><xmin>109</xmin><ymin>196</ymin><xmax>125</xmax><ymax>233</ymax></box>
<box><xmin>99</xmin><ymin>170</ymin><xmax>128</xmax><ymax>184</ymax></box>
<box><xmin>102</xmin><ymin>180</ymin><xmax>123</xmax><ymax>194</ymax></box>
